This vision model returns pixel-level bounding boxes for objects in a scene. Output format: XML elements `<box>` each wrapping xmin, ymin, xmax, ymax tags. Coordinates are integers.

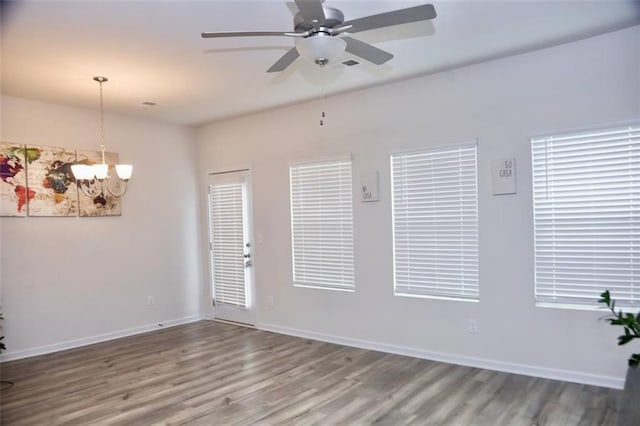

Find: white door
<box><xmin>207</xmin><ymin>170</ymin><xmax>255</xmax><ymax>325</ymax></box>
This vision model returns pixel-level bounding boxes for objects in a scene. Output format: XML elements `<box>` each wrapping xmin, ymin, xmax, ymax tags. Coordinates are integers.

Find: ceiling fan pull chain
<box><xmin>320</xmin><ymin>62</ymin><xmax>326</xmax><ymax>126</ymax></box>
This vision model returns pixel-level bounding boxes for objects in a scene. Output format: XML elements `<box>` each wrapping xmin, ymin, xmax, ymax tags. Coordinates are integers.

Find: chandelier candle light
<box><xmin>71</xmin><ymin>76</ymin><xmax>132</xmax><ymax>197</ymax></box>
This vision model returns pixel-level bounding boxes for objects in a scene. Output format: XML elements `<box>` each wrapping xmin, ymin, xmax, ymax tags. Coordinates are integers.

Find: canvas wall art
<box><xmin>0</xmin><ymin>142</ymin><xmax>29</xmax><ymax>216</ymax></box>
<box><xmin>76</xmin><ymin>149</ymin><xmax>122</xmax><ymax>217</ymax></box>
<box><xmin>26</xmin><ymin>145</ymin><xmax>78</xmax><ymax>217</ymax></box>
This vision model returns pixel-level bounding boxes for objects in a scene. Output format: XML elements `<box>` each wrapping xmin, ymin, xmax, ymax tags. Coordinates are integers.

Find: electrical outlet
<box><xmin>267</xmin><ymin>296</ymin><xmax>274</xmax><ymax>306</ymax></box>
<box><xmin>147</xmin><ymin>296</ymin><xmax>155</xmax><ymax>306</ymax></box>
<box><xmin>468</xmin><ymin>318</ymin><xmax>478</xmax><ymax>334</ymax></box>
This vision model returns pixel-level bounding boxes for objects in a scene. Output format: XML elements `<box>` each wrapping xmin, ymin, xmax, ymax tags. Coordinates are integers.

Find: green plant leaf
<box><xmin>619</xmin><ymin>335</ymin><xmax>634</xmax><ymax>345</ymax></box>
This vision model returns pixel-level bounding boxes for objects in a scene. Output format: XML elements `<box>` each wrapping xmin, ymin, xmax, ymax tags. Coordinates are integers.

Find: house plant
<box><xmin>599</xmin><ymin>290</ymin><xmax>640</xmax><ymax>426</ymax></box>
<box><xmin>0</xmin><ymin>312</ymin><xmax>5</xmax><ymax>354</ymax></box>
<box><xmin>0</xmin><ymin>312</ymin><xmax>12</xmax><ymax>390</ymax></box>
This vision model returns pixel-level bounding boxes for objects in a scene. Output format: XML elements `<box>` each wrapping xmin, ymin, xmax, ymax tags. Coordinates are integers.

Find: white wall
<box><xmin>0</xmin><ymin>95</ymin><xmax>202</xmax><ymax>359</ymax></box>
<box><xmin>196</xmin><ymin>26</ymin><xmax>640</xmax><ymax>387</ymax></box>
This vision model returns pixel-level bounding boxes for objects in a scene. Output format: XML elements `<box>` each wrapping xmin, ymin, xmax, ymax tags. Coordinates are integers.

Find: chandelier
<box><xmin>71</xmin><ymin>76</ymin><xmax>132</xmax><ymax>198</ymax></box>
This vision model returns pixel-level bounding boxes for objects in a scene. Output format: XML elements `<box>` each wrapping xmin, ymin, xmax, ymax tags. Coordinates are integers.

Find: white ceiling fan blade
<box><xmin>343</xmin><ymin>4</ymin><xmax>436</xmax><ymax>34</ymax></box>
<box><xmin>294</xmin><ymin>0</ymin><xmax>326</xmax><ymax>25</ymax></box>
<box><xmin>343</xmin><ymin>36</ymin><xmax>393</xmax><ymax>65</ymax></box>
<box><xmin>267</xmin><ymin>47</ymin><xmax>300</xmax><ymax>73</ymax></box>
<box><xmin>201</xmin><ymin>31</ymin><xmax>303</xmax><ymax>38</ymax></box>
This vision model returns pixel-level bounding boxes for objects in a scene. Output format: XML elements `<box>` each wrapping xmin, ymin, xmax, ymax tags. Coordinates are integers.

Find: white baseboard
<box><xmin>257</xmin><ymin>322</ymin><xmax>624</xmax><ymax>390</ymax></box>
<box><xmin>0</xmin><ymin>314</ymin><xmax>203</xmax><ymax>362</ymax></box>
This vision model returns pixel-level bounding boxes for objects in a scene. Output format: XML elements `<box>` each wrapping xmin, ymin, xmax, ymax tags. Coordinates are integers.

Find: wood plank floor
<box><xmin>0</xmin><ymin>321</ymin><xmax>619</xmax><ymax>425</ymax></box>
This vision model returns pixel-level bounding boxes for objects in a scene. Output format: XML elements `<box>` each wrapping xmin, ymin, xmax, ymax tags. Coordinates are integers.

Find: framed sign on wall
<box><xmin>491</xmin><ymin>158</ymin><xmax>516</xmax><ymax>195</ymax></box>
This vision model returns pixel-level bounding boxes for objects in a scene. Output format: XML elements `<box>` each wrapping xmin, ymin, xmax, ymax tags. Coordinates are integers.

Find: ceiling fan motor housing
<box><xmin>293</xmin><ymin>7</ymin><xmax>344</xmax><ymax>32</ymax></box>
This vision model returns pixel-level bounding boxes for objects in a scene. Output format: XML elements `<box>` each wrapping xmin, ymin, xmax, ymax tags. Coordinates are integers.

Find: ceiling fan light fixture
<box><xmin>295</xmin><ymin>34</ymin><xmax>346</xmax><ymax>66</ymax></box>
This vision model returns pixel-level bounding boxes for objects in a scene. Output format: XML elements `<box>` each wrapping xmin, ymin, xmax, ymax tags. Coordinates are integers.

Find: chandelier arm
<box><xmin>77</xmin><ymin>179</ymin><xmax>104</xmax><ymax>198</ymax></box>
<box><xmin>105</xmin><ymin>179</ymin><xmax>128</xmax><ymax>197</ymax></box>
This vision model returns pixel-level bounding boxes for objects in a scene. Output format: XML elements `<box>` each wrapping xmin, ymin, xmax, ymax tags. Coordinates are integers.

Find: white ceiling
<box><xmin>2</xmin><ymin>0</ymin><xmax>639</xmax><ymax>126</ymax></box>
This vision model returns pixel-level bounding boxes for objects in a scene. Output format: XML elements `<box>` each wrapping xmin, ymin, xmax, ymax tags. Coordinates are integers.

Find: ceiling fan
<box><xmin>201</xmin><ymin>0</ymin><xmax>437</xmax><ymax>73</ymax></box>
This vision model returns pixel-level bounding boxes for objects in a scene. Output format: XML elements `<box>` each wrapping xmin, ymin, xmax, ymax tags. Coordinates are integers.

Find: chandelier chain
<box><xmin>98</xmin><ymin>79</ymin><xmax>106</xmax><ymax>164</ymax></box>
<box><xmin>99</xmin><ymin>80</ymin><xmax>105</xmax><ymax>147</ymax></box>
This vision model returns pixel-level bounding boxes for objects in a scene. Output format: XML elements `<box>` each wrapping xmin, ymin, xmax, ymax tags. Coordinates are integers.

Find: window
<box><xmin>391</xmin><ymin>142</ymin><xmax>479</xmax><ymax>300</ymax></box>
<box><xmin>532</xmin><ymin>122</ymin><xmax>640</xmax><ymax>308</ymax></box>
<box><xmin>290</xmin><ymin>158</ymin><xmax>354</xmax><ymax>291</ymax></box>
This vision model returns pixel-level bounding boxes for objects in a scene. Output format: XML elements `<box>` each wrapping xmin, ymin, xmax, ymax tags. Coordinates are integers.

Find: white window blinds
<box><xmin>391</xmin><ymin>142</ymin><xmax>479</xmax><ymax>300</ymax></box>
<box><xmin>209</xmin><ymin>182</ymin><xmax>247</xmax><ymax>307</ymax></box>
<box><xmin>532</xmin><ymin>123</ymin><xmax>640</xmax><ymax>307</ymax></box>
<box><xmin>290</xmin><ymin>158</ymin><xmax>354</xmax><ymax>291</ymax></box>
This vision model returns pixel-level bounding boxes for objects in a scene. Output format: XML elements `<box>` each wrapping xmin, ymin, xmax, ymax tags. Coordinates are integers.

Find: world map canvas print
<box><xmin>1</xmin><ymin>141</ymin><xmax>123</xmax><ymax>217</ymax></box>
<box><xmin>0</xmin><ymin>142</ymin><xmax>29</xmax><ymax>216</ymax></box>
<box><xmin>25</xmin><ymin>144</ymin><xmax>79</xmax><ymax>216</ymax></box>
